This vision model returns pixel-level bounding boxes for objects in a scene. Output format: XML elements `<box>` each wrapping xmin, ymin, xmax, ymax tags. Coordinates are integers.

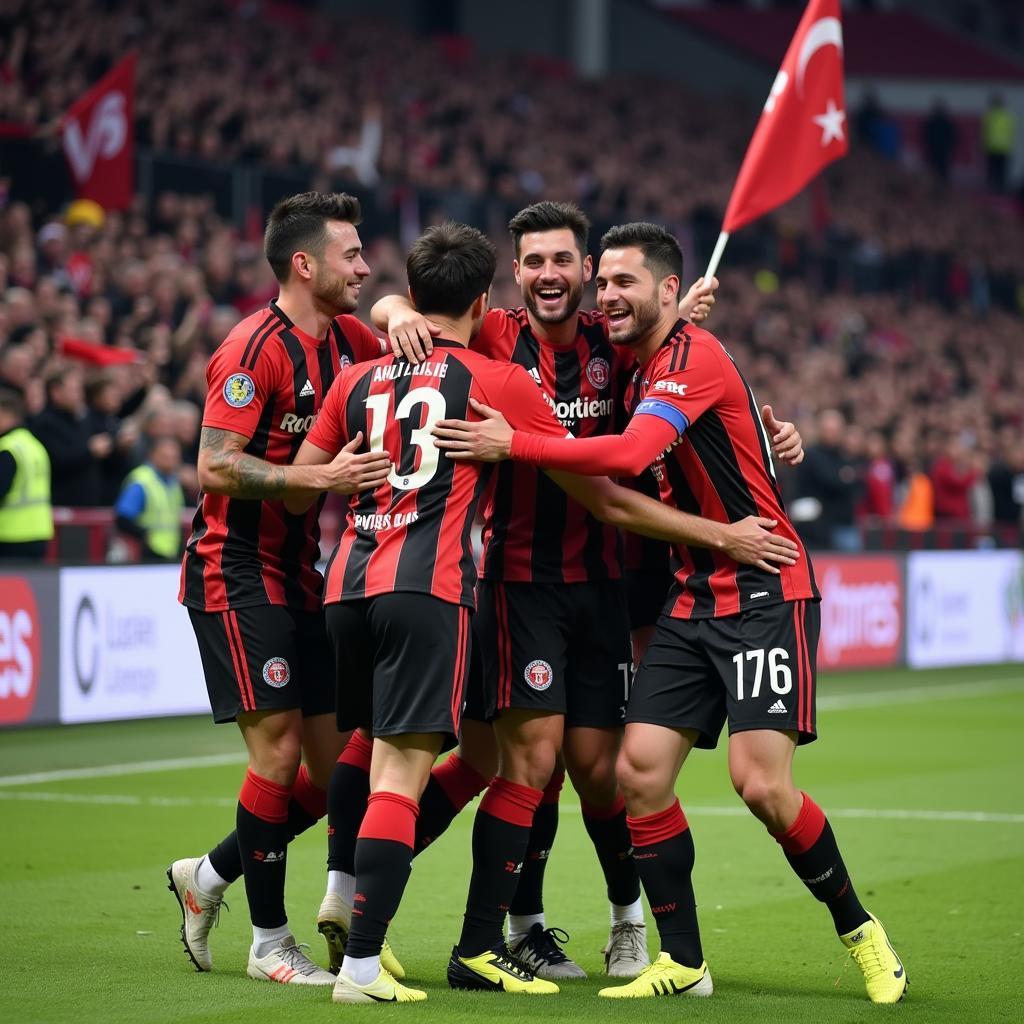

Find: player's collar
<box><xmin>431</xmin><ymin>338</ymin><xmax>468</xmax><ymax>349</ymax></box>
<box><xmin>658</xmin><ymin>318</ymin><xmax>688</xmax><ymax>349</ymax></box>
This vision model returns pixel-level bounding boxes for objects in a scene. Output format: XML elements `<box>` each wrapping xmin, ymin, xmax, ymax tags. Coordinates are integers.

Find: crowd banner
<box><xmin>906</xmin><ymin>550</ymin><xmax>1024</xmax><ymax>668</ymax></box>
<box><xmin>58</xmin><ymin>565</ymin><xmax>207</xmax><ymax>724</ymax></box>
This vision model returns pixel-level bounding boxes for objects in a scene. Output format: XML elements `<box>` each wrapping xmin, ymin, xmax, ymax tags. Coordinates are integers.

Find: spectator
<box><xmin>858</xmin><ymin>430</ymin><xmax>895</xmax><ymax>520</ymax></box>
<box><xmin>0</xmin><ymin>387</ymin><xmax>53</xmax><ymax>560</ymax></box>
<box><xmin>922</xmin><ymin>100</ymin><xmax>957</xmax><ymax>183</ymax></box>
<box><xmin>930</xmin><ymin>437</ymin><xmax>981</xmax><ymax>521</ymax></box>
<box><xmin>896</xmin><ymin>457</ymin><xmax>935</xmax><ymax>532</ymax></box>
<box><xmin>113</xmin><ymin>435</ymin><xmax>184</xmax><ymax>561</ymax></box>
<box><xmin>83</xmin><ymin>369</ymin><xmax>137</xmax><ymax>504</ymax></box>
<box><xmin>29</xmin><ymin>363</ymin><xmax>110</xmax><ymax>507</ymax></box>
<box><xmin>988</xmin><ymin>439</ymin><xmax>1024</xmax><ymax>536</ymax></box>
<box><xmin>796</xmin><ymin>409</ymin><xmax>863</xmax><ymax>551</ymax></box>
<box><xmin>982</xmin><ymin>93</ymin><xmax>1014</xmax><ymax>192</ymax></box>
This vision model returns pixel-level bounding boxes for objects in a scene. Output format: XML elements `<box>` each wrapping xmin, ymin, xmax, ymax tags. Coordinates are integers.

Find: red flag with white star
<box><xmin>722</xmin><ymin>0</ymin><xmax>846</xmax><ymax>234</ymax></box>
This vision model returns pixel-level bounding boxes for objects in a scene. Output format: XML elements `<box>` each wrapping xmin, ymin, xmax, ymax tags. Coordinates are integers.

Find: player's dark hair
<box><xmin>264</xmin><ymin>191</ymin><xmax>362</xmax><ymax>283</ymax></box>
<box><xmin>508</xmin><ymin>201</ymin><xmax>590</xmax><ymax>258</ymax></box>
<box><xmin>406</xmin><ymin>222</ymin><xmax>497</xmax><ymax>319</ymax></box>
<box><xmin>0</xmin><ymin>387</ymin><xmax>24</xmax><ymax>421</ymax></box>
<box><xmin>600</xmin><ymin>222</ymin><xmax>683</xmax><ymax>288</ymax></box>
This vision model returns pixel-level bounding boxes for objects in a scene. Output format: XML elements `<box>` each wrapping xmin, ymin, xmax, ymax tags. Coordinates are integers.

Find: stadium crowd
<box><xmin>0</xmin><ymin>0</ymin><xmax>1022</xmax><ymax>550</ymax></box>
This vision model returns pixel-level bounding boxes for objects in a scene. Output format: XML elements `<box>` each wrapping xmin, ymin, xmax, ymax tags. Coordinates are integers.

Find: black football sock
<box><xmin>236</xmin><ymin>769</ymin><xmax>291</xmax><ymax>930</ymax></box>
<box><xmin>509</xmin><ymin>770</ymin><xmax>562</xmax><ymax>919</ymax></box>
<box><xmin>206</xmin><ymin>764</ymin><xmax>326</xmax><ymax>884</ymax></box>
<box><xmin>414</xmin><ymin>752</ymin><xmax>489</xmax><ymax>854</ymax></box>
<box><xmin>458</xmin><ymin>777</ymin><xmax>542</xmax><ymax>957</ymax></box>
<box><xmin>344</xmin><ymin>792</ymin><xmax>419</xmax><ymax>959</ymax></box>
<box><xmin>628</xmin><ymin>800</ymin><xmax>703</xmax><ymax>969</ymax></box>
<box><xmin>327</xmin><ymin>731</ymin><xmax>373</xmax><ymax>876</ymax></box>
<box><xmin>772</xmin><ymin>792</ymin><xmax>869</xmax><ymax>935</ymax></box>
<box><xmin>582</xmin><ymin>793</ymin><xmax>642</xmax><ymax>907</ymax></box>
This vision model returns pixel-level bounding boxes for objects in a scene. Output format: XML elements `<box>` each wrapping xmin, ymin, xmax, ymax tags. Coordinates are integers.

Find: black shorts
<box><xmin>188</xmin><ymin>606</ymin><xmax>334</xmax><ymax>724</ymax></box>
<box><xmin>325</xmin><ymin>593</ymin><xmax>471</xmax><ymax>742</ymax></box>
<box><xmin>625</xmin><ymin>568</ymin><xmax>674</xmax><ymax>632</ymax></box>
<box><xmin>627</xmin><ymin>599</ymin><xmax>820</xmax><ymax>749</ymax></box>
<box><xmin>474</xmin><ymin>579</ymin><xmax>632</xmax><ymax>729</ymax></box>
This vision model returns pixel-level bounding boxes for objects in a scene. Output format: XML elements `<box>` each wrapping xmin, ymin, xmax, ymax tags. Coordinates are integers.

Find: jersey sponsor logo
<box><xmin>585</xmin><ymin>357</ymin><xmax>610</xmax><ymax>390</ymax></box>
<box><xmin>353</xmin><ymin>511</ymin><xmax>419</xmax><ymax>531</ymax></box>
<box><xmin>540</xmin><ymin>391</ymin><xmax>616</xmax><ymax>428</ymax></box>
<box><xmin>299</xmin><ymin>378</ymin><xmax>315</xmax><ymax>398</ymax></box>
<box><xmin>223</xmin><ymin>373</ymin><xmax>255</xmax><ymax>408</ymax></box>
<box><xmin>523</xmin><ymin>658</ymin><xmax>553</xmax><ymax>691</ymax></box>
<box><xmin>652</xmin><ymin>379</ymin><xmax>688</xmax><ymax>396</ymax></box>
<box><xmin>262</xmin><ymin>657</ymin><xmax>291</xmax><ymax>688</ymax></box>
<box><xmin>279</xmin><ymin>412</ymin><xmax>317</xmax><ymax>434</ymax></box>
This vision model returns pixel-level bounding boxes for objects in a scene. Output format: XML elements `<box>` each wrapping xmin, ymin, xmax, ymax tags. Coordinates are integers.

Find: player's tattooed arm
<box><xmin>198</xmin><ymin>427</ymin><xmax>290</xmax><ymax>498</ymax></box>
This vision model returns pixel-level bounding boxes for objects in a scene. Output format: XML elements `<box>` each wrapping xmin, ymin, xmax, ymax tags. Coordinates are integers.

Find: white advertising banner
<box><xmin>906</xmin><ymin>551</ymin><xmax>1024</xmax><ymax>668</ymax></box>
<box><xmin>59</xmin><ymin>565</ymin><xmax>208</xmax><ymax>723</ymax></box>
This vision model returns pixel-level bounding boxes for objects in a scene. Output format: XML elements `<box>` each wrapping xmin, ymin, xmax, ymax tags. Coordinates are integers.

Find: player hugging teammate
<box><xmin>169</xmin><ymin>192</ymin><xmax>905</xmax><ymax>1006</ymax></box>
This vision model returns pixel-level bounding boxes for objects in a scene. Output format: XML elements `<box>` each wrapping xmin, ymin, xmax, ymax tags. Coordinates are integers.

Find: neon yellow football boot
<box><xmin>598</xmin><ymin>951</ymin><xmax>712</xmax><ymax>998</ymax></box>
<box><xmin>840</xmin><ymin>913</ymin><xmax>907</xmax><ymax>1004</ymax></box>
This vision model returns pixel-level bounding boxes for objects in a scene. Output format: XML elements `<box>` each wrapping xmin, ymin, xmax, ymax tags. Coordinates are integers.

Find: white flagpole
<box><xmin>704</xmin><ymin>230</ymin><xmax>730</xmax><ymax>282</ymax></box>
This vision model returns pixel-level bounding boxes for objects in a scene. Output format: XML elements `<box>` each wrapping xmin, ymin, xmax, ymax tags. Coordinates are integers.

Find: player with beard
<box><xmin>433</xmin><ymin>222</ymin><xmax>907</xmax><ymax>1005</ymax></box>
<box><xmin>370</xmin><ymin>202</ymin><xmax>804</xmax><ymax>981</ymax></box>
<box><xmin>167</xmin><ymin>192</ymin><xmax>396</xmax><ymax>985</ymax></box>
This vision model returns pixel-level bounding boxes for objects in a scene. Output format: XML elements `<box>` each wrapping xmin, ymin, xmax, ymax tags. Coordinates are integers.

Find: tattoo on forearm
<box><xmin>200</xmin><ymin>426</ymin><xmax>289</xmax><ymax>499</ymax></box>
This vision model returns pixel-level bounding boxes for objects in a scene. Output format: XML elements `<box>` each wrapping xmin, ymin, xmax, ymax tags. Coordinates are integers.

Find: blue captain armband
<box><xmin>634</xmin><ymin>399</ymin><xmax>689</xmax><ymax>437</ymax></box>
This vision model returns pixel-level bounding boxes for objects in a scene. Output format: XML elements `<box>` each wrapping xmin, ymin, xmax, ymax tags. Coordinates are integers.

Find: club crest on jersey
<box><xmin>586</xmin><ymin>357</ymin><xmax>610</xmax><ymax>391</ymax></box>
<box><xmin>339</xmin><ymin>354</ymin><xmax>352</xmax><ymax>369</ymax></box>
<box><xmin>262</xmin><ymin>657</ymin><xmax>291</xmax><ymax>688</ymax></box>
<box><xmin>223</xmin><ymin>373</ymin><xmax>255</xmax><ymax>408</ymax></box>
<box><xmin>524</xmin><ymin>659</ymin><xmax>554</xmax><ymax>691</ymax></box>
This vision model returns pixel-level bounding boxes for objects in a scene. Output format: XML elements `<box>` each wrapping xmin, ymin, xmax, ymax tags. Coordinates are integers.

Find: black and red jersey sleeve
<box><xmin>633</xmin><ymin>341</ymin><xmax>726</xmax><ymax>439</ymax></box>
<box><xmin>306</xmin><ymin>370</ymin><xmax>353</xmax><ymax>454</ymax></box>
<box><xmin>201</xmin><ymin>336</ymin><xmax>280</xmax><ymax>439</ymax></box>
<box><xmin>469</xmin><ymin>309</ymin><xmax>519</xmax><ymax>361</ymax></box>
<box><xmin>334</xmin><ymin>315</ymin><xmax>387</xmax><ymax>362</ymax></box>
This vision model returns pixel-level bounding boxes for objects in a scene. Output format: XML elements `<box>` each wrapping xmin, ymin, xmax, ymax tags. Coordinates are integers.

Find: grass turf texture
<box><xmin>2</xmin><ymin>663</ymin><xmax>1022</xmax><ymax>1024</ymax></box>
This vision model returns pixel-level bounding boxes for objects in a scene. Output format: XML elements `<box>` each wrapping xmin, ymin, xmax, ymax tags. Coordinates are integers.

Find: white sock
<box><xmin>196</xmin><ymin>855</ymin><xmax>230</xmax><ymax>897</ymax></box>
<box><xmin>252</xmin><ymin>923</ymin><xmax>292</xmax><ymax>958</ymax></box>
<box><xmin>610</xmin><ymin>899</ymin><xmax>645</xmax><ymax>926</ymax></box>
<box><xmin>508</xmin><ymin>912</ymin><xmax>544</xmax><ymax>944</ymax></box>
<box><xmin>327</xmin><ymin>870</ymin><xmax>356</xmax><ymax>905</ymax></box>
<box><xmin>342</xmin><ymin>953</ymin><xmax>380</xmax><ymax>985</ymax></box>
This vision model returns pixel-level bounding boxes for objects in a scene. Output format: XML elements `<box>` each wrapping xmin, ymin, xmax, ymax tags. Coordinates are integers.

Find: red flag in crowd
<box><xmin>61</xmin><ymin>54</ymin><xmax>136</xmax><ymax>211</ymax></box>
<box><xmin>722</xmin><ymin>0</ymin><xmax>847</xmax><ymax>234</ymax></box>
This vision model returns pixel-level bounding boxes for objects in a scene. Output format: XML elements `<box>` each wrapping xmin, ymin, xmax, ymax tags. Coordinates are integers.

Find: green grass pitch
<box><xmin>3</xmin><ymin>663</ymin><xmax>1022</xmax><ymax>1023</ymax></box>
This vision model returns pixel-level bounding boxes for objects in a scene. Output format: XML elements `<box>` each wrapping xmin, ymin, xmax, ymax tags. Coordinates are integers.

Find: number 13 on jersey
<box><xmin>365</xmin><ymin>386</ymin><xmax>448</xmax><ymax>491</ymax></box>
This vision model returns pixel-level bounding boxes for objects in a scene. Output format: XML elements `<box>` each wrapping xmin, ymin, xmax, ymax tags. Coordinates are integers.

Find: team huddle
<box><xmin>166</xmin><ymin>192</ymin><xmax>907</xmax><ymax>1005</ymax></box>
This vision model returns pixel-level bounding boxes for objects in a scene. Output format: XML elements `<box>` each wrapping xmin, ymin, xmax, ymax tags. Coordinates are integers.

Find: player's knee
<box><xmin>249</xmin><ymin>733</ymin><xmax>303</xmax><ymax>786</ymax></box>
<box><xmin>615</xmin><ymin>745</ymin><xmax>656</xmax><ymax>805</ymax></box>
<box><xmin>502</xmin><ymin>742</ymin><xmax>557</xmax><ymax>790</ymax></box>
<box><xmin>734</xmin><ymin>772</ymin><xmax>789</xmax><ymax>823</ymax></box>
<box><xmin>565</xmin><ymin>750</ymin><xmax>617</xmax><ymax>805</ymax></box>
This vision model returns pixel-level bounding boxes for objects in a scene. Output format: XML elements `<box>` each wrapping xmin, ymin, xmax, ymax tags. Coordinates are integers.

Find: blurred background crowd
<box><xmin>0</xmin><ymin>0</ymin><xmax>1021</xmax><ymax>559</ymax></box>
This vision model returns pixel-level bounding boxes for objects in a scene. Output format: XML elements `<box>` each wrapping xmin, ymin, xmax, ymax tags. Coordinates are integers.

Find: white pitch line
<box><xmin>1</xmin><ymin>789</ymin><xmax>1021</xmax><ymax>823</ymax></box>
<box><xmin>0</xmin><ymin>676</ymin><xmax>1021</xmax><ymax>790</ymax></box>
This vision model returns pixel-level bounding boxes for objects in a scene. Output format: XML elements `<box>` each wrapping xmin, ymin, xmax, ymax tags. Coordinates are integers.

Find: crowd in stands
<box><xmin>0</xmin><ymin>0</ymin><xmax>1021</xmax><ymax>552</ymax></box>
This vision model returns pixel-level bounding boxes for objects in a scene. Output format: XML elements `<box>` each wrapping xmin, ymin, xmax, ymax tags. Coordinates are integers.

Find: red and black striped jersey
<box><xmin>626</xmin><ymin>321</ymin><xmax>819</xmax><ymax>619</ymax></box>
<box><xmin>179</xmin><ymin>300</ymin><xmax>385</xmax><ymax>613</ymax></box>
<box><xmin>307</xmin><ymin>340</ymin><xmax>565</xmax><ymax>609</ymax></box>
<box><xmin>472</xmin><ymin>307</ymin><xmax>632</xmax><ymax>584</ymax></box>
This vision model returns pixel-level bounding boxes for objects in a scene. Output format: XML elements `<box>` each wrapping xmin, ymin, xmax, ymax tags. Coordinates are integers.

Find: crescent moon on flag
<box><xmin>796</xmin><ymin>17</ymin><xmax>843</xmax><ymax>96</ymax></box>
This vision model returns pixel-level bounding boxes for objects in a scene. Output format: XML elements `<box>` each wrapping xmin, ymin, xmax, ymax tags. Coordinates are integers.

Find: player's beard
<box><xmin>606</xmin><ymin>293</ymin><xmax>661</xmax><ymax>347</ymax></box>
<box><xmin>313</xmin><ymin>270</ymin><xmax>359</xmax><ymax>315</ymax></box>
<box><xmin>524</xmin><ymin>277</ymin><xmax>585</xmax><ymax>325</ymax></box>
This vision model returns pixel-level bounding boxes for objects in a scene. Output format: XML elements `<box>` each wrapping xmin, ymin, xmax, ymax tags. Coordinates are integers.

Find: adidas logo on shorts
<box><xmin>767</xmin><ymin>699</ymin><xmax>788</xmax><ymax>714</ymax></box>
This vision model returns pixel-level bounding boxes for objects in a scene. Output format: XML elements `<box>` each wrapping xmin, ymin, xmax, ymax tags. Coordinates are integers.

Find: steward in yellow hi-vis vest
<box><xmin>0</xmin><ymin>389</ymin><xmax>53</xmax><ymax>561</ymax></box>
<box><xmin>115</xmin><ymin>436</ymin><xmax>185</xmax><ymax>561</ymax></box>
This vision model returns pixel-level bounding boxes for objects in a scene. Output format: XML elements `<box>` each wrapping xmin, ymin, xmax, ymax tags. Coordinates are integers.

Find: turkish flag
<box><xmin>722</xmin><ymin>0</ymin><xmax>846</xmax><ymax>234</ymax></box>
<box><xmin>61</xmin><ymin>54</ymin><xmax>136</xmax><ymax>211</ymax></box>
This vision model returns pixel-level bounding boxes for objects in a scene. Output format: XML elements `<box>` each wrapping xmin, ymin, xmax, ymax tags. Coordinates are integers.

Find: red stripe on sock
<box><xmin>541</xmin><ymin>770</ymin><xmax>565</xmax><ymax>805</ymax></box>
<box><xmin>432</xmin><ymin>752</ymin><xmax>489</xmax><ymax>810</ymax></box>
<box><xmin>338</xmin><ymin>730</ymin><xmax>373</xmax><ymax>771</ymax></box>
<box><xmin>772</xmin><ymin>792</ymin><xmax>826</xmax><ymax>855</ymax></box>
<box><xmin>292</xmin><ymin>764</ymin><xmax>327</xmax><ymax>820</ymax></box>
<box><xmin>581</xmin><ymin>792</ymin><xmax>626</xmax><ymax>821</ymax></box>
<box><xmin>627</xmin><ymin>799</ymin><xmax>688</xmax><ymax>846</ymax></box>
<box><xmin>239</xmin><ymin>768</ymin><xmax>291</xmax><ymax>824</ymax></box>
<box><xmin>479</xmin><ymin>776</ymin><xmax>543</xmax><ymax>828</ymax></box>
<box><xmin>357</xmin><ymin>791</ymin><xmax>420</xmax><ymax>848</ymax></box>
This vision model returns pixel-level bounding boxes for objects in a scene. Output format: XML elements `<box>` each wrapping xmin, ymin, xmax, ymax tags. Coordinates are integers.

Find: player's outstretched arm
<box><xmin>678</xmin><ymin>275</ymin><xmax>719</xmax><ymax>324</ymax></box>
<box><xmin>370</xmin><ymin>293</ymin><xmax>440</xmax><ymax>364</ymax></box>
<box><xmin>199</xmin><ymin>427</ymin><xmax>390</xmax><ymax>504</ymax></box>
<box><xmin>550</xmin><ymin>473</ymin><xmax>799</xmax><ymax>574</ymax></box>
